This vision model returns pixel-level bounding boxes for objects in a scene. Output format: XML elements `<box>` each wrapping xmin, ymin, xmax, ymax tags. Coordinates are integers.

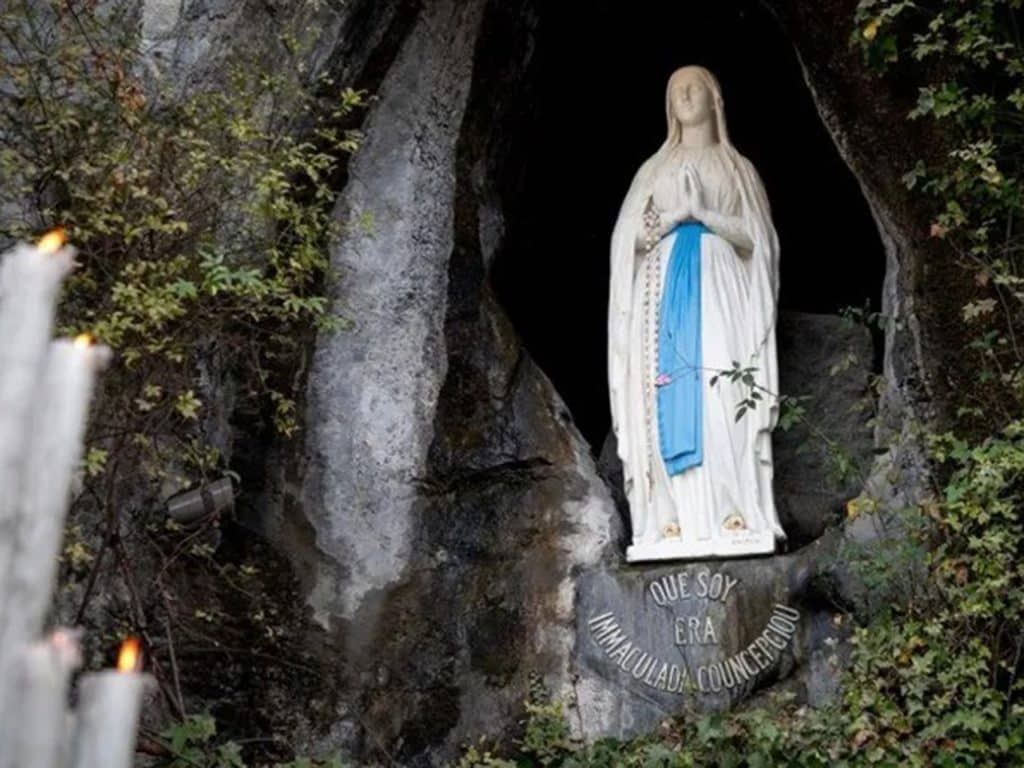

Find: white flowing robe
<box><xmin>608</xmin><ymin>142</ymin><xmax>784</xmax><ymax>558</ymax></box>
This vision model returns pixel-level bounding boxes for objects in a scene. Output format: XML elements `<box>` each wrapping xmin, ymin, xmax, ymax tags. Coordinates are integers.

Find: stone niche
<box><xmin>534</xmin><ymin>0</ymin><xmax>883</xmax><ymax>738</ymax></box>
<box><xmin>226</xmin><ymin>0</ymin><xmax>921</xmax><ymax>765</ymax></box>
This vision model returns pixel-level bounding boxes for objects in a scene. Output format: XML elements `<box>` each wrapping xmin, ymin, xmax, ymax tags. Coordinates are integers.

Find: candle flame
<box><xmin>117</xmin><ymin>636</ymin><xmax>141</xmax><ymax>673</ymax></box>
<box><xmin>36</xmin><ymin>228</ymin><xmax>67</xmax><ymax>254</ymax></box>
<box><xmin>73</xmin><ymin>333</ymin><xmax>94</xmax><ymax>349</ymax></box>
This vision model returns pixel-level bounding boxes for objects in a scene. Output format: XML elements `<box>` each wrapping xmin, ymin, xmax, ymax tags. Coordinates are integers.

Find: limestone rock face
<box><xmin>773</xmin><ymin>311</ymin><xmax>876</xmax><ymax>546</ymax></box>
<box><xmin>300</xmin><ymin>0</ymin><xmax>487</xmax><ymax>627</ymax></box>
<box><xmin>261</xmin><ymin>0</ymin><xmax>624</xmax><ymax>761</ymax></box>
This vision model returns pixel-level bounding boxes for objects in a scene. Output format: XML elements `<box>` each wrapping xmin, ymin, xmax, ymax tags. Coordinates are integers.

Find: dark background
<box><xmin>492</xmin><ymin>1</ymin><xmax>885</xmax><ymax>447</ymax></box>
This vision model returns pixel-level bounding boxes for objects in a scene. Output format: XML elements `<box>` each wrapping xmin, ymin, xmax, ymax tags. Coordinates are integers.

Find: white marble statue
<box><xmin>608</xmin><ymin>65</ymin><xmax>785</xmax><ymax>562</ymax></box>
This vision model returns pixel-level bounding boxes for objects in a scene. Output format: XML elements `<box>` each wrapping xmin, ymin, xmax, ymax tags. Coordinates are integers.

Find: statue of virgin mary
<box><xmin>608</xmin><ymin>65</ymin><xmax>786</xmax><ymax>562</ymax></box>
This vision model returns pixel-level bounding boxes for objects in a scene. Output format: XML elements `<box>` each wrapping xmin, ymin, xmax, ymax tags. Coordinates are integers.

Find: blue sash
<box><xmin>657</xmin><ymin>222</ymin><xmax>707</xmax><ymax>475</ymax></box>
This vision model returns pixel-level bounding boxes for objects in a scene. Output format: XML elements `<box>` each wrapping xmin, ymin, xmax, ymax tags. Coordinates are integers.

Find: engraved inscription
<box><xmin>674</xmin><ymin>616</ymin><xmax>718</xmax><ymax>645</ymax></box>
<box><xmin>588</xmin><ymin>612</ymin><xmax>694</xmax><ymax>693</ymax></box>
<box><xmin>587</xmin><ymin>571</ymin><xmax>801</xmax><ymax>696</ymax></box>
<box><xmin>648</xmin><ymin>569</ymin><xmax>740</xmax><ymax>606</ymax></box>
<box><xmin>696</xmin><ymin>604</ymin><xmax>800</xmax><ymax>693</ymax></box>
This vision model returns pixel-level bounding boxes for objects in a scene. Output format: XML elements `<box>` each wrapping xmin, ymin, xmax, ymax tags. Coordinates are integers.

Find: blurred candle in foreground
<box><xmin>12</xmin><ymin>629</ymin><xmax>82</xmax><ymax>768</ymax></box>
<box><xmin>0</xmin><ymin>229</ymin><xmax>78</xmax><ymax>748</ymax></box>
<box><xmin>0</xmin><ymin>230</ymin><xmax>75</xmax><ymax>618</ymax></box>
<box><xmin>1</xmin><ymin>334</ymin><xmax>112</xmax><ymax>655</ymax></box>
<box><xmin>72</xmin><ymin>637</ymin><xmax>149</xmax><ymax>768</ymax></box>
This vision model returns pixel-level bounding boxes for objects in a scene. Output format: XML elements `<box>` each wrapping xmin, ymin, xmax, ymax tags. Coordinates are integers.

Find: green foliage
<box><xmin>520</xmin><ymin>677</ymin><xmax>575</xmax><ymax>766</ymax></box>
<box><xmin>453</xmin><ymin>745</ymin><xmax>519</xmax><ymax>768</ymax></box>
<box><xmin>0</xmin><ymin>0</ymin><xmax>365</xmax><ymax>489</ymax></box>
<box><xmin>854</xmin><ymin>0</ymin><xmax>1024</xmax><ymax>424</ymax></box>
<box><xmin>708</xmin><ymin>360</ymin><xmax>765</xmax><ymax>423</ymax></box>
<box><xmin>161</xmin><ymin>714</ymin><xmax>244</xmax><ymax>768</ymax></box>
<box><xmin>158</xmin><ymin>714</ymin><xmax>351</xmax><ymax>768</ymax></box>
<box><xmin>835</xmin><ymin>502</ymin><xmax>931</xmax><ymax>616</ymax></box>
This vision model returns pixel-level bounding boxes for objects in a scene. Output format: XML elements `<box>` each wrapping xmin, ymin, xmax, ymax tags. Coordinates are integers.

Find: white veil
<box><xmin>607</xmin><ymin>65</ymin><xmax>782</xmax><ymax>537</ymax></box>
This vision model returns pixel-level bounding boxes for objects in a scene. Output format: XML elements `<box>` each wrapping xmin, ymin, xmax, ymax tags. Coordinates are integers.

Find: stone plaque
<box><xmin>575</xmin><ymin>560</ymin><xmax>801</xmax><ymax>712</ymax></box>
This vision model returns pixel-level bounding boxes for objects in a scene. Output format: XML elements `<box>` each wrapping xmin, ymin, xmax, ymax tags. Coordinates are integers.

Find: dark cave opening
<box><xmin>491</xmin><ymin>0</ymin><xmax>886</xmax><ymax>449</ymax></box>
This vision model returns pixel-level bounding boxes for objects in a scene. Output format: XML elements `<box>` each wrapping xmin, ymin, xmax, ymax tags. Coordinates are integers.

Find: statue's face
<box><xmin>670</xmin><ymin>72</ymin><xmax>713</xmax><ymax>127</ymax></box>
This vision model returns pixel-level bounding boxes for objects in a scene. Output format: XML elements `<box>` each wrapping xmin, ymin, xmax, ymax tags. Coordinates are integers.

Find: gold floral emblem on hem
<box><xmin>723</xmin><ymin>514</ymin><xmax>746</xmax><ymax>531</ymax></box>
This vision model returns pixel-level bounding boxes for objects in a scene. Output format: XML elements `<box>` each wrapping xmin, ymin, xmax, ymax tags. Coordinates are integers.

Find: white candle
<box><xmin>0</xmin><ymin>231</ymin><xmax>78</xmax><ymax>752</ymax></box>
<box><xmin>8</xmin><ymin>629</ymin><xmax>82</xmax><ymax>768</ymax></box>
<box><xmin>72</xmin><ymin>639</ymin><xmax>149</xmax><ymax>768</ymax></box>
<box><xmin>0</xmin><ymin>232</ymin><xmax>75</xmax><ymax>608</ymax></box>
<box><xmin>0</xmin><ymin>336</ymin><xmax>111</xmax><ymax>655</ymax></box>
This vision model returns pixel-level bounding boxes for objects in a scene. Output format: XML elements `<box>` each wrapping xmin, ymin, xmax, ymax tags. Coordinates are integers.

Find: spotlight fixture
<box><xmin>165</xmin><ymin>477</ymin><xmax>234</xmax><ymax>524</ymax></box>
